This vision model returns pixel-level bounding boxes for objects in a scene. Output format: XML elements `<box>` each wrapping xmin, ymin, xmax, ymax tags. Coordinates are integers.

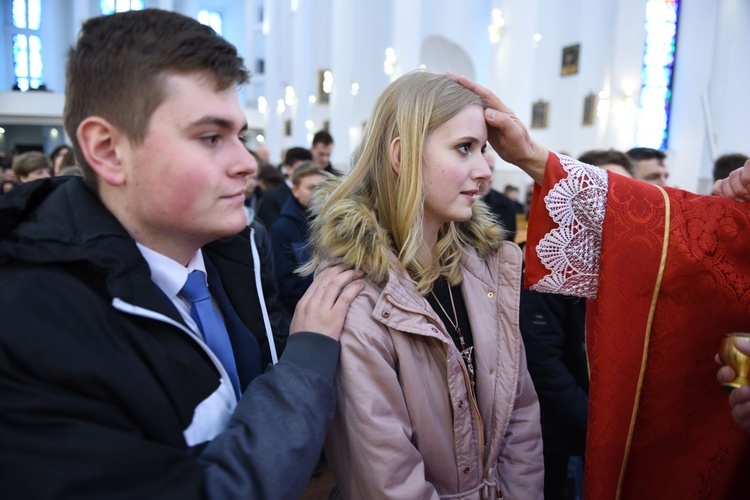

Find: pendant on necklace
<box><xmin>462</xmin><ymin>346</ymin><xmax>475</xmax><ymax>389</ymax></box>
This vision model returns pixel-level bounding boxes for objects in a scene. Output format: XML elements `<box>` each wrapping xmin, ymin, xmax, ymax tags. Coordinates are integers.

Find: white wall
<box><xmin>699</xmin><ymin>0</ymin><xmax>750</xmax><ymax>191</ymax></box>
<box><xmin>668</xmin><ymin>0</ymin><xmax>718</xmax><ymax>191</ymax></box>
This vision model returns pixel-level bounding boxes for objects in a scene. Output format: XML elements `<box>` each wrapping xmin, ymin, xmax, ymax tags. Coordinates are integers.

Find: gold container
<box><xmin>719</xmin><ymin>333</ymin><xmax>750</xmax><ymax>391</ymax></box>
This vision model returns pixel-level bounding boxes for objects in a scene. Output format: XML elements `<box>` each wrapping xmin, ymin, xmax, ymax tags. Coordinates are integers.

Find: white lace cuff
<box><xmin>530</xmin><ymin>154</ymin><xmax>608</xmax><ymax>298</ymax></box>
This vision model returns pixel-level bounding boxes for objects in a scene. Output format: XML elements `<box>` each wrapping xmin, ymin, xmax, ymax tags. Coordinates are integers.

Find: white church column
<box><xmin>487</xmin><ymin>0</ymin><xmax>540</xmax><ymax>193</ymax></box>
<box><xmin>328</xmin><ymin>0</ymin><xmax>355</xmax><ymax>168</ymax></box>
<box><xmin>669</xmin><ymin>0</ymin><xmax>719</xmax><ymax>191</ymax></box>
<box><xmin>702</xmin><ymin>0</ymin><xmax>750</xmax><ymax>186</ymax></box>
<box><xmin>290</xmin><ymin>0</ymin><xmax>313</xmax><ymax>148</ymax></box>
<box><xmin>261</xmin><ymin>0</ymin><xmax>284</xmax><ymax>163</ymax></box>
<box><xmin>390</xmin><ymin>0</ymin><xmax>422</xmax><ymax>77</ymax></box>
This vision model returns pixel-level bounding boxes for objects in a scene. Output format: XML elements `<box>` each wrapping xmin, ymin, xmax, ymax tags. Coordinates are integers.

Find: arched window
<box><xmin>635</xmin><ymin>0</ymin><xmax>680</xmax><ymax>150</ymax></box>
<box><xmin>100</xmin><ymin>0</ymin><xmax>144</xmax><ymax>16</ymax></box>
<box><xmin>11</xmin><ymin>0</ymin><xmax>43</xmax><ymax>91</ymax></box>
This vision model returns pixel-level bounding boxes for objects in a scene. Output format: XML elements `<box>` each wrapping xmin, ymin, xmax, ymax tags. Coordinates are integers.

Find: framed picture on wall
<box><xmin>317</xmin><ymin>69</ymin><xmax>331</xmax><ymax>104</ymax></box>
<box><xmin>561</xmin><ymin>44</ymin><xmax>580</xmax><ymax>76</ymax></box>
<box><xmin>531</xmin><ymin>100</ymin><xmax>549</xmax><ymax>129</ymax></box>
<box><xmin>582</xmin><ymin>93</ymin><xmax>597</xmax><ymax>125</ymax></box>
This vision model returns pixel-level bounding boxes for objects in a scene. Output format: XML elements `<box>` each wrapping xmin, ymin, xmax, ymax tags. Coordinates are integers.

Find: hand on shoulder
<box><xmin>290</xmin><ymin>265</ymin><xmax>364</xmax><ymax>341</ymax></box>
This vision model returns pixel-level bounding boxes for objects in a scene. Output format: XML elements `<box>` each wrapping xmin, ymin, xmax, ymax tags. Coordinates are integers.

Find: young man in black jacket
<box><xmin>0</xmin><ymin>9</ymin><xmax>362</xmax><ymax>499</ymax></box>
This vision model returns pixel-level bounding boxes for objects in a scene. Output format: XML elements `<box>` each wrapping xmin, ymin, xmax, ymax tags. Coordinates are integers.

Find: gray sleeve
<box><xmin>197</xmin><ymin>332</ymin><xmax>339</xmax><ymax>499</ymax></box>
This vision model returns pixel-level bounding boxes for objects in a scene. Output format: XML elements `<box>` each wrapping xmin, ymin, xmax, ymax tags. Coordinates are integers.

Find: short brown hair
<box><xmin>713</xmin><ymin>153</ymin><xmax>749</xmax><ymax>182</ymax></box>
<box><xmin>283</xmin><ymin>147</ymin><xmax>313</xmax><ymax>167</ymax></box>
<box><xmin>578</xmin><ymin>149</ymin><xmax>635</xmax><ymax>176</ymax></box>
<box><xmin>257</xmin><ymin>165</ymin><xmax>285</xmax><ymax>190</ymax></box>
<box><xmin>312</xmin><ymin>130</ymin><xmax>334</xmax><ymax>146</ymax></box>
<box><xmin>12</xmin><ymin>151</ymin><xmax>52</xmax><ymax>179</ymax></box>
<box><xmin>290</xmin><ymin>161</ymin><xmax>325</xmax><ymax>187</ymax></box>
<box><xmin>64</xmin><ymin>9</ymin><xmax>249</xmax><ymax>188</ymax></box>
<box><xmin>626</xmin><ymin>147</ymin><xmax>666</xmax><ymax>163</ymax></box>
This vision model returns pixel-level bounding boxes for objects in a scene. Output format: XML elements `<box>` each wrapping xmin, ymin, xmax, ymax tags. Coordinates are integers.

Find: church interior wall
<box><xmin>0</xmin><ymin>0</ymin><xmax>747</xmax><ymax>194</ymax></box>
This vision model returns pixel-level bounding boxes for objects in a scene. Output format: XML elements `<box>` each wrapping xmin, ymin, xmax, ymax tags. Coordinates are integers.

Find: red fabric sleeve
<box><xmin>524</xmin><ymin>152</ymin><xmax>568</xmax><ymax>289</ymax></box>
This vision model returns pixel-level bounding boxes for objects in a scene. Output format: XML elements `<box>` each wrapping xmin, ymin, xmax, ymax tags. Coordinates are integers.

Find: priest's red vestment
<box><xmin>525</xmin><ymin>153</ymin><xmax>750</xmax><ymax>499</ymax></box>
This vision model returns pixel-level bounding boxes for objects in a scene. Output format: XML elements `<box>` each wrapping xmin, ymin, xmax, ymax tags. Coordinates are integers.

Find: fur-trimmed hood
<box><xmin>304</xmin><ymin>174</ymin><xmax>506</xmax><ymax>288</ymax></box>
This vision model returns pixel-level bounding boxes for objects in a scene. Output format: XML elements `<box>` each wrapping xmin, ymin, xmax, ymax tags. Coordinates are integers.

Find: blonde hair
<box><xmin>302</xmin><ymin>71</ymin><xmax>503</xmax><ymax>293</ymax></box>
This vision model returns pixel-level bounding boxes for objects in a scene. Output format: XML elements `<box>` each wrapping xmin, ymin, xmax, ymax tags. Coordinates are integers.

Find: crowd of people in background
<box><xmin>1</xmin><ymin>144</ymin><xmax>83</xmax><ymax>194</ymax></box>
<box><xmin>1</xmin><ymin>137</ymin><xmax>745</xmax><ymax>202</ymax></box>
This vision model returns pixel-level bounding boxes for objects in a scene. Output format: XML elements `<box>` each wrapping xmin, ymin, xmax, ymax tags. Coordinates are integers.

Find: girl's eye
<box><xmin>203</xmin><ymin>135</ymin><xmax>220</xmax><ymax>145</ymax></box>
<box><xmin>457</xmin><ymin>143</ymin><xmax>471</xmax><ymax>154</ymax></box>
<box><xmin>239</xmin><ymin>135</ymin><xmax>249</xmax><ymax>146</ymax></box>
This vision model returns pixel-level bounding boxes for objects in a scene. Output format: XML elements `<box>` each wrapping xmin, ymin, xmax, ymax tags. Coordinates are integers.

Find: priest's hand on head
<box><xmin>449</xmin><ymin>73</ymin><xmax>548</xmax><ymax>184</ymax></box>
<box><xmin>290</xmin><ymin>265</ymin><xmax>363</xmax><ymax>341</ymax></box>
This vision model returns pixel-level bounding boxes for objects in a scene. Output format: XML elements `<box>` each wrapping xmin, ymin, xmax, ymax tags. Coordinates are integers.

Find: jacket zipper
<box><xmin>111</xmin><ymin>297</ymin><xmax>239</xmax><ymax>404</ymax></box>
<box><xmin>385</xmin><ymin>294</ymin><xmax>488</xmax><ymax>484</ymax></box>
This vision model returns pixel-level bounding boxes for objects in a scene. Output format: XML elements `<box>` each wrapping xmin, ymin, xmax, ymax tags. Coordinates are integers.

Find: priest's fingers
<box><xmin>733</xmin><ymin>336</ymin><xmax>750</xmax><ymax>355</ymax></box>
<box><xmin>716</xmin><ymin>337</ymin><xmax>750</xmax><ymax>384</ymax></box>
<box><xmin>713</xmin><ymin>160</ymin><xmax>750</xmax><ymax>202</ymax></box>
<box><xmin>738</xmin><ymin>159</ymin><xmax>750</xmax><ymax>201</ymax></box>
<box><xmin>731</xmin><ymin>403</ymin><xmax>750</xmax><ymax>433</ymax></box>
<box><xmin>711</xmin><ymin>179</ymin><xmax>723</xmax><ymax>197</ymax></box>
<box><xmin>717</xmin><ymin>365</ymin><xmax>737</xmax><ymax>384</ymax></box>
<box><xmin>290</xmin><ymin>265</ymin><xmax>363</xmax><ymax>341</ymax></box>
<box><xmin>483</xmin><ymin>109</ymin><xmax>549</xmax><ymax>184</ymax></box>
<box><xmin>728</xmin><ymin>386</ymin><xmax>750</xmax><ymax>432</ymax></box>
<box><xmin>449</xmin><ymin>73</ymin><xmax>513</xmax><ymax>115</ymax></box>
<box><xmin>724</xmin><ymin>166</ymin><xmax>750</xmax><ymax>201</ymax></box>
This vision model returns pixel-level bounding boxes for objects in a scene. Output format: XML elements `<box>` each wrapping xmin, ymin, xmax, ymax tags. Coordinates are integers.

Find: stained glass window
<box><xmin>100</xmin><ymin>0</ymin><xmax>144</xmax><ymax>16</ymax></box>
<box><xmin>11</xmin><ymin>0</ymin><xmax>43</xmax><ymax>91</ymax></box>
<box><xmin>635</xmin><ymin>0</ymin><xmax>680</xmax><ymax>150</ymax></box>
<box><xmin>198</xmin><ymin>10</ymin><xmax>223</xmax><ymax>35</ymax></box>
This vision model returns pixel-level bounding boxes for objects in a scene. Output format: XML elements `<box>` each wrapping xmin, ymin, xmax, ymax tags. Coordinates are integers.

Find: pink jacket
<box><xmin>325</xmin><ymin>243</ymin><xmax>544</xmax><ymax>499</ymax></box>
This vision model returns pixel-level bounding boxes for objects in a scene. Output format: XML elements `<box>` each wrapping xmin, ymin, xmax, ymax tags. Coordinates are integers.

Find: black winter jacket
<box><xmin>0</xmin><ymin>177</ymin><xmax>339</xmax><ymax>499</ymax></box>
<box><xmin>519</xmin><ymin>280</ymin><xmax>589</xmax><ymax>456</ymax></box>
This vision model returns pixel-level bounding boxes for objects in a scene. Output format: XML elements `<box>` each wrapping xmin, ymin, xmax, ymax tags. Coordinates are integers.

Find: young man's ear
<box><xmin>389</xmin><ymin>137</ymin><xmax>401</xmax><ymax>176</ymax></box>
<box><xmin>76</xmin><ymin>116</ymin><xmax>127</xmax><ymax>187</ymax></box>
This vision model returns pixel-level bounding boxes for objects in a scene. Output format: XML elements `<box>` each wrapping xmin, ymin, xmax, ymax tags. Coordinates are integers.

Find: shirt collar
<box><xmin>135</xmin><ymin>243</ymin><xmax>206</xmax><ymax>300</ymax></box>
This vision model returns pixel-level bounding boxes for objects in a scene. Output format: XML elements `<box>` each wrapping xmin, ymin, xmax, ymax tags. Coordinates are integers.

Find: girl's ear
<box><xmin>389</xmin><ymin>137</ymin><xmax>401</xmax><ymax>176</ymax></box>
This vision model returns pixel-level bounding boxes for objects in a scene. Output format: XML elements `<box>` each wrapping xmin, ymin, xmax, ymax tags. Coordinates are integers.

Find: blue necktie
<box><xmin>180</xmin><ymin>270</ymin><xmax>240</xmax><ymax>397</ymax></box>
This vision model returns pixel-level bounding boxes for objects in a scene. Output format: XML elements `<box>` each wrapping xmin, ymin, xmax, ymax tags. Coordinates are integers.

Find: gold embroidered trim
<box><xmin>615</xmin><ymin>186</ymin><xmax>671</xmax><ymax>499</ymax></box>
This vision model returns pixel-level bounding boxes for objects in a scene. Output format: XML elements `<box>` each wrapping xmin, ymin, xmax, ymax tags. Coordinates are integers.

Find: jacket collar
<box><xmin>369</xmin><ymin>244</ymin><xmax>521</xmax><ymax>341</ymax></box>
<box><xmin>370</xmin><ymin>252</ymin><xmax>451</xmax><ymax>342</ymax></box>
<box><xmin>1</xmin><ymin>178</ymin><xmax>204</xmax><ymax>323</ymax></box>
<box><xmin>0</xmin><ymin>177</ymin><xmax>151</xmax><ymax>287</ymax></box>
